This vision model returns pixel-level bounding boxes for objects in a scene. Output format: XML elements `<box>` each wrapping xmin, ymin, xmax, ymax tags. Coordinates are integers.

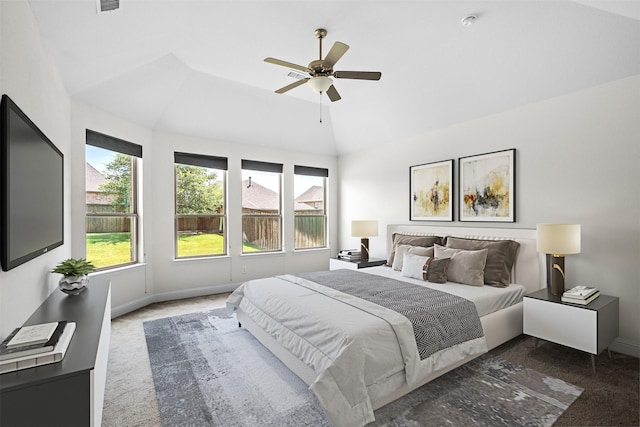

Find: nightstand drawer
<box><xmin>524</xmin><ymin>297</ymin><xmax>597</xmax><ymax>354</ymax></box>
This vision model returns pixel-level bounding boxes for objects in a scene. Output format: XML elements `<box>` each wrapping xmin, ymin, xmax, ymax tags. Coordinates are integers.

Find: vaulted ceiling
<box><xmin>28</xmin><ymin>0</ymin><xmax>640</xmax><ymax>156</ymax></box>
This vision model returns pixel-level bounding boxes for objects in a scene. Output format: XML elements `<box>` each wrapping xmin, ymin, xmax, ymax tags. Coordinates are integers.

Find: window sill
<box><xmin>90</xmin><ymin>262</ymin><xmax>146</xmax><ymax>277</ymax></box>
<box><xmin>293</xmin><ymin>247</ymin><xmax>330</xmax><ymax>254</ymax></box>
<box><xmin>240</xmin><ymin>251</ymin><xmax>285</xmax><ymax>258</ymax></box>
<box><xmin>173</xmin><ymin>255</ymin><xmax>231</xmax><ymax>263</ymax></box>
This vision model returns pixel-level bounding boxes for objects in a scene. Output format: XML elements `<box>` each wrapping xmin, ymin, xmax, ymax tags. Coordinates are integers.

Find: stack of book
<box><xmin>338</xmin><ymin>249</ymin><xmax>361</xmax><ymax>260</ymax></box>
<box><xmin>0</xmin><ymin>321</ymin><xmax>76</xmax><ymax>374</ymax></box>
<box><xmin>561</xmin><ymin>286</ymin><xmax>600</xmax><ymax>305</ymax></box>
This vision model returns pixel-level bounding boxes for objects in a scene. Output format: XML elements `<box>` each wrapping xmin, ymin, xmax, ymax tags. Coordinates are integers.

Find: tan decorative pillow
<box><xmin>422</xmin><ymin>257</ymin><xmax>451</xmax><ymax>283</ymax></box>
<box><xmin>392</xmin><ymin>245</ymin><xmax>434</xmax><ymax>271</ymax></box>
<box><xmin>386</xmin><ymin>234</ymin><xmax>442</xmax><ymax>266</ymax></box>
<box><xmin>445</xmin><ymin>237</ymin><xmax>520</xmax><ymax>287</ymax></box>
<box><xmin>434</xmin><ymin>244</ymin><xmax>488</xmax><ymax>286</ymax></box>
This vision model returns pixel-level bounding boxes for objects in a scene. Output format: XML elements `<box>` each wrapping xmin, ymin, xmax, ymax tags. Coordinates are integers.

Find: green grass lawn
<box><xmin>87</xmin><ymin>232</ymin><xmax>262</xmax><ymax>267</ymax></box>
<box><xmin>86</xmin><ymin>232</ymin><xmax>133</xmax><ymax>268</ymax></box>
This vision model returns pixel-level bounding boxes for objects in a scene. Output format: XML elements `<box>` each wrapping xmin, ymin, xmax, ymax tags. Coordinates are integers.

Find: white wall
<box><xmin>69</xmin><ymin>100</ymin><xmax>153</xmax><ymax>313</ymax></box>
<box><xmin>338</xmin><ymin>75</ymin><xmax>640</xmax><ymax>356</ymax></box>
<box><xmin>148</xmin><ymin>131</ymin><xmax>337</xmax><ymax>297</ymax></box>
<box><xmin>0</xmin><ymin>0</ymin><xmax>337</xmax><ymax>333</ymax></box>
<box><xmin>0</xmin><ymin>0</ymin><xmax>71</xmax><ymax>339</ymax></box>
<box><xmin>4</xmin><ymin>0</ymin><xmax>637</xmax><ymax>359</ymax></box>
<box><xmin>69</xmin><ymin>103</ymin><xmax>338</xmax><ymax>316</ymax></box>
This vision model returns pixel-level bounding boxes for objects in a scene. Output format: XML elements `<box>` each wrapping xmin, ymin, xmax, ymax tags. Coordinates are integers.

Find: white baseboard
<box><xmin>110</xmin><ymin>282</ymin><xmax>241</xmax><ymax>319</ymax></box>
<box><xmin>610</xmin><ymin>337</ymin><xmax>640</xmax><ymax>358</ymax></box>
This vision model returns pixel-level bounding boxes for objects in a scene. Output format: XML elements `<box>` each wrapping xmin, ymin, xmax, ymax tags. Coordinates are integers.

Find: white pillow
<box><xmin>401</xmin><ymin>252</ymin><xmax>429</xmax><ymax>280</ymax></box>
<box><xmin>392</xmin><ymin>244</ymin><xmax>434</xmax><ymax>271</ymax></box>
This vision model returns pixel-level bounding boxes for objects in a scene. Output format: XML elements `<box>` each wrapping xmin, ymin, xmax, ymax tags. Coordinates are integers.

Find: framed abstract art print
<box><xmin>459</xmin><ymin>149</ymin><xmax>515</xmax><ymax>222</ymax></box>
<box><xmin>410</xmin><ymin>159</ymin><xmax>454</xmax><ymax>221</ymax></box>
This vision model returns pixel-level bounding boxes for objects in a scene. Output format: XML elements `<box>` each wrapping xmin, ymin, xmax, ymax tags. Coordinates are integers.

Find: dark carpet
<box><xmin>492</xmin><ymin>334</ymin><xmax>639</xmax><ymax>426</ymax></box>
<box><xmin>143</xmin><ymin>308</ymin><xmax>589</xmax><ymax>427</ymax></box>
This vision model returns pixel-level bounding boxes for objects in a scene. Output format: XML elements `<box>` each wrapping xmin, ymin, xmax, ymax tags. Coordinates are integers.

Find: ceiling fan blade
<box><xmin>323</xmin><ymin>42</ymin><xmax>349</xmax><ymax>68</ymax></box>
<box><xmin>326</xmin><ymin>85</ymin><xmax>341</xmax><ymax>102</ymax></box>
<box><xmin>333</xmin><ymin>71</ymin><xmax>382</xmax><ymax>80</ymax></box>
<box><xmin>265</xmin><ymin>57</ymin><xmax>310</xmax><ymax>74</ymax></box>
<box><xmin>275</xmin><ymin>78</ymin><xmax>309</xmax><ymax>94</ymax></box>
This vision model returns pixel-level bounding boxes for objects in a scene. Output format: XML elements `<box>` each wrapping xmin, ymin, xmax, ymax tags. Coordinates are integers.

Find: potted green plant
<box><xmin>51</xmin><ymin>258</ymin><xmax>96</xmax><ymax>295</ymax></box>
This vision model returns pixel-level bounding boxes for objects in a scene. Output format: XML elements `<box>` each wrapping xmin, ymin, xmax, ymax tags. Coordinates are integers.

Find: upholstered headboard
<box><xmin>386</xmin><ymin>224</ymin><xmax>544</xmax><ymax>294</ymax></box>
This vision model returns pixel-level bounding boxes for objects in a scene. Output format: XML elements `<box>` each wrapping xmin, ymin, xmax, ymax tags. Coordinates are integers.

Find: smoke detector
<box><xmin>461</xmin><ymin>15</ymin><xmax>477</xmax><ymax>27</ymax></box>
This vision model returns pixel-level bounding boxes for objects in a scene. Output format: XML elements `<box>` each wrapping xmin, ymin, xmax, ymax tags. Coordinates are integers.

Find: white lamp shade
<box><xmin>351</xmin><ymin>220</ymin><xmax>378</xmax><ymax>238</ymax></box>
<box><xmin>308</xmin><ymin>76</ymin><xmax>333</xmax><ymax>93</ymax></box>
<box><xmin>536</xmin><ymin>224</ymin><xmax>581</xmax><ymax>255</ymax></box>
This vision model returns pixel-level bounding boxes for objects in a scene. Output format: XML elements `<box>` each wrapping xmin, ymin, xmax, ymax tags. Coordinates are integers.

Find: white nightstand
<box><xmin>329</xmin><ymin>257</ymin><xmax>387</xmax><ymax>270</ymax></box>
<box><xmin>523</xmin><ymin>288</ymin><xmax>619</xmax><ymax>373</ymax></box>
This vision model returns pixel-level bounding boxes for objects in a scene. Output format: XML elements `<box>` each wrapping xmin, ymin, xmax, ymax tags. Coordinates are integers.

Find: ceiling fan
<box><xmin>265</xmin><ymin>28</ymin><xmax>381</xmax><ymax>102</ymax></box>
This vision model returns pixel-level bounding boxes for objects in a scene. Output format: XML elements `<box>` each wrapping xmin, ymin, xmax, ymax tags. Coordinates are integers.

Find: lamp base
<box><xmin>549</xmin><ymin>255</ymin><xmax>566</xmax><ymax>296</ymax></box>
<box><xmin>360</xmin><ymin>238</ymin><xmax>370</xmax><ymax>261</ymax></box>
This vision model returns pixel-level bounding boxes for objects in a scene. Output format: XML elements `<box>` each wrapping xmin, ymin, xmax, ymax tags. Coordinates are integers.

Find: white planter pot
<box><xmin>58</xmin><ymin>275</ymin><xmax>88</xmax><ymax>295</ymax></box>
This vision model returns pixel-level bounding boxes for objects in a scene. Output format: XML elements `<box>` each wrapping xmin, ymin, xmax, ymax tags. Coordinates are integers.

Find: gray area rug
<box><xmin>143</xmin><ymin>308</ymin><xmax>583</xmax><ymax>427</ymax></box>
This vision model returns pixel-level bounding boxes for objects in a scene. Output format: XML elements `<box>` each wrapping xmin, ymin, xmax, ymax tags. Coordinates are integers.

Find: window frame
<box><xmin>241</xmin><ymin>160</ymin><xmax>284</xmax><ymax>254</ymax></box>
<box><xmin>294</xmin><ymin>165</ymin><xmax>328</xmax><ymax>251</ymax></box>
<box><xmin>85</xmin><ymin>130</ymin><xmax>141</xmax><ymax>271</ymax></box>
<box><xmin>174</xmin><ymin>152</ymin><xmax>228</xmax><ymax>259</ymax></box>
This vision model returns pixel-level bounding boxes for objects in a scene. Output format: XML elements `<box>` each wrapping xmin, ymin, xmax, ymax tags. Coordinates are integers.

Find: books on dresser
<box><xmin>0</xmin><ymin>322</ymin><xmax>76</xmax><ymax>374</ymax></box>
<box><xmin>562</xmin><ymin>286</ymin><xmax>600</xmax><ymax>305</ymax></box>
<box><xmin>5</xmin><ymin>321</ymin><xmax>59</xmax><ymax>348</ymax></box>
<box><xmin>0</xmin><ymin>321</ymin><xmax>67</xmax><ymax>361</ymax></box>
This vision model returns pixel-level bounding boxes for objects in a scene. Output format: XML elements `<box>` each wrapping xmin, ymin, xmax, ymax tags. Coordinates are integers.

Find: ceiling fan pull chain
<box><xmin>319</xmin><ymin>93</ymin><xmax>323</xmax><ymax>123</ymax></box>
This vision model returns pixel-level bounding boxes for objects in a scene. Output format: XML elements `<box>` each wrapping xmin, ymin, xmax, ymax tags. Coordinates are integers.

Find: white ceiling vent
<box><xmin>97</xmin><ymin>0</ymin><xmax>119</xmax><ymax>13</ymax></box>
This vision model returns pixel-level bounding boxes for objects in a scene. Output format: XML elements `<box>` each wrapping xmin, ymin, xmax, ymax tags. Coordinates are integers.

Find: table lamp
<box><xmin>351</xmin><ymin>220</ymin><xmax>378</xmax><ymax>261</ymax></box>
<box><xmin>536</xmin><ymin>224</ymin><xmax>581</xmax><ymax>295</ymax></box>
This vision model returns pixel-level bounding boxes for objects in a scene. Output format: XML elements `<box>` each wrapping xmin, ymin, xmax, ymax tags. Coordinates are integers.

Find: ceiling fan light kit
<box><xmin>308</xmin><ymin>76</ymin><xmax>333</xmax><ymax>94</ymax></box>
<box><xmin>264</xmin><ymin>28</ymin><xmax>381</xmax><ymax>102</ymax></box>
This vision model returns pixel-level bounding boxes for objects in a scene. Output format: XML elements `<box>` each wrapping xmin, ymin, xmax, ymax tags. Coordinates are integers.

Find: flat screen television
<box><xmin>1</xmin><ymin>94</ymin><xmax>64</xmax><ymax>271</ymax></box>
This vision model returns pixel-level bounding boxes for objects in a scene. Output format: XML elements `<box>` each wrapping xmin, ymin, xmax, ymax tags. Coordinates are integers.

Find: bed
<box><xmin>227</xmin><ymin>225</ymin><xmax>544</xmax><ymax>427</ymax></box>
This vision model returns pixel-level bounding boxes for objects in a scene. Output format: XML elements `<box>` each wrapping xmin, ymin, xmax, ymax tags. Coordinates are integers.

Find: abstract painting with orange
<box><xmin>460</xmin><ymin>149</ymin><xmax>514</xmax><ymax>222</ymax></box>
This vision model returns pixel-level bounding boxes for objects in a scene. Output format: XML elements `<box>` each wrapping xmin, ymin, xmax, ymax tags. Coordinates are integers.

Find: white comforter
<box><xmin>227</xmin><ymin>273</ymin><xmax>489</xmax><ymax>427</ymax></box>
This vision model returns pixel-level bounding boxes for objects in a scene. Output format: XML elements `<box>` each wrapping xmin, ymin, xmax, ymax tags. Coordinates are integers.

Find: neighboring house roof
<box><xmin>86</xmin><ymin>162</ymin><xmax>107</xmax><ymax>192</ymax></box>
<box><xmin>295</xmin><ymin>185</ymin><xmax>323</xmax><ymax>203</ymax></box>
<box><xmin>241</xmin><ymin>179</ymin><xmax>315</xmax><ymax>211</ymax></box>
<box><xmin>242</xmin><ymin>179</ymin><xmax>279</xmax><ymax>210</ymax></box>
<box><xmin>86</xmin><ymin>162</ymin><xmax>115</xmax><ymax>205</ymax></box>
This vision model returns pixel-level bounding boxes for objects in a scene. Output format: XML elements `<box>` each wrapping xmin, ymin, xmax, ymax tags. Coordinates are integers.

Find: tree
<box><xmin>175</xmin><ymin>165</ymin><xmax>223</xmax><ymax>214</ymax></box>
<box><xmin>99</xmin><ymin>153</ymin><xmax>132</xmax><ymax>213</ymax></box>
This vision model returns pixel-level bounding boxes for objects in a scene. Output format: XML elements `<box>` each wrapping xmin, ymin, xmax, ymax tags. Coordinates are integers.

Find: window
<box><xmin>294</xmin><ymin>166</ymin><xmax>328</xmax><ymax>250</ymax></box>
<box><xmin>241</xmin><ymin>160</ymin><xmax>283</xmax><ymax>253</ymax></box>
<box><xmin>174</xmin><ymin>152</ymin><xmax>227</xmax><ymax>258</ymax></box>
<box><xmin>85</xmin><ymin>130</ymin><xmax>141</xmax><ymax>269</ymax></box>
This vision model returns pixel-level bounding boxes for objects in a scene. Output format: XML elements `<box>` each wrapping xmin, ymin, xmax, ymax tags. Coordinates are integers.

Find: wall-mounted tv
<box><xmin>1</xmin><ymin>95</ymin><xmax>64</xmax><ymax>271</ymax></box>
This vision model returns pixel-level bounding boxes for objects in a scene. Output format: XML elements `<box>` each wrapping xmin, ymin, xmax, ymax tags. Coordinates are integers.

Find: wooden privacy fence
<box><xmin>242</xmin><ymin>215</ymin><xmax>325</xmax><ymax>250</ymax></box>
<box><xmin>295</xmin><ymin>215</ymin><xmax>326</xmax><ymax>249</ymax></box>
<box><xmin>86</xmin><ymin>217</ymin><xmax>130</xmax><ymax>233</ymax></box>
<box><xmin>87</xmin><ymin>212</ymin><xmax>324</xmax><ymax>250</ymax></box>
<box><xmin>242</xmin><ymin>216</ymin><xmax>281</xmax><ymax>250</ymax></box>
<box><xmin>176</xmin><ymin>216</ymin><xmax>224</xmax><ymax>234</ymax></box>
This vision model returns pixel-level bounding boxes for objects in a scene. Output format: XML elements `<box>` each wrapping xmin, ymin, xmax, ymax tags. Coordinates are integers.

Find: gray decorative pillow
<box><xmin>392</xmin><ymin>245</ymin><xmax>434</xmax><ymax>271</ymax></box>
<box><xmin>434</xmin><ymin>244</ymin><xmax>488</xmax><ymax>286</ymax></box>
<box><xmin>386</xmin><ymin>234</ymin><xmax>442</xmax><ymax>266</ymax></box>
<box><xmin>422</xmin><ymin>257</ymin><xmax>451</xmax><ymax>283</ymax></box>
<box><xmin>445</xmin><ymin>237</ymin><xmax>520</xmax><ymax>287</ymax></box>
<box><xmin>401</xmin><ymin>252</ymin><xmax>429</xmax><ymax>280</ymax></box>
